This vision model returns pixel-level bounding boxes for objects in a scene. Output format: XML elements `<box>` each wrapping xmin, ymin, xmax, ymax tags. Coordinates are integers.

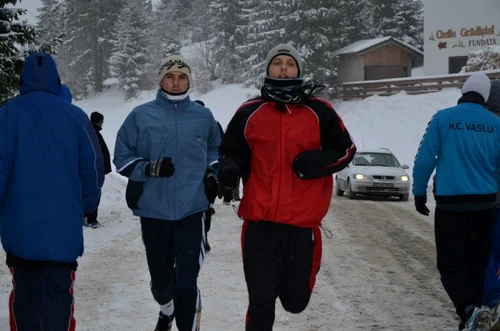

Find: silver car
<box><xmin>335</xmin><ymin>148</ymin><xmax>411</xmax><ymax>201</ymax></box>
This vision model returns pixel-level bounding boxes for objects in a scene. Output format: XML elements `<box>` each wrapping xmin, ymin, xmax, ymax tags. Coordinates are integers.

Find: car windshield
<box><xmin>352</xmin><ymin>152</ymin><xmax>401</xmax><ymax>167</ymax></box>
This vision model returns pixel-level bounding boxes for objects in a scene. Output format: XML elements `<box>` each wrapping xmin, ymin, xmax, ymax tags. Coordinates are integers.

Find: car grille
<box><xmin>363</xmin><ymin>187</ymin><xmax>405</xmax><ymax>192</ymax></box>
<box><xmin>372</xmin><ymin>175</ymin><xmax>395</xmax><ymax>180</ymax></box>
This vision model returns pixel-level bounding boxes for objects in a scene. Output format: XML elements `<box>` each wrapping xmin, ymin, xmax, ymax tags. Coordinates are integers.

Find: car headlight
<box><xmin>354</xmin><ymin>174</ymin><xmax>367</xmax><ymax>180</ymax></box>
<box><xmin>400</xmin><ymin>175</ymin><xmax>409</xmax><ymax>181</ymax></box>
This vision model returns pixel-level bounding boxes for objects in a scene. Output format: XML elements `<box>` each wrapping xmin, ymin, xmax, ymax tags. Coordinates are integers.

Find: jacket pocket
<box><xmin>126</xmin><ymin>180</ymin><xmax>144</xmax><ymax>210</ymax></box>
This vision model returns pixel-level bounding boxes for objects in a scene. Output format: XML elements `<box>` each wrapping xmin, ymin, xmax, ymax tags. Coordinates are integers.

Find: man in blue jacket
<box><xmin>0</xmin><ymin>53</ymin><xmax>104</xmax><ymax>331</ymax></box>
<box><xmin>413</xmin><ymin>72</ymin><xmax>500</xmax><ymax>330</ymax></box>
<box><xmin>114</xmin><ymin>55</ymin><xmax>220</xmax><ymax>331</ymax></box>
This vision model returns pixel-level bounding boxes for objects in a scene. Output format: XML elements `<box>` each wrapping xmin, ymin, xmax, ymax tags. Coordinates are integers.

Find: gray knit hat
<box><xmin>265</xmin><ymin>44</ymin><xmax>303</xmax><ymax>78</ymax></box>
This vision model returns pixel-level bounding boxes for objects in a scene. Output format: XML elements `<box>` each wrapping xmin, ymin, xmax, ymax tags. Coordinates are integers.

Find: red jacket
<box><xmin>219</xmin><ymin>97</ymin><xmax>356</xmax><ymax>227</ymax></box>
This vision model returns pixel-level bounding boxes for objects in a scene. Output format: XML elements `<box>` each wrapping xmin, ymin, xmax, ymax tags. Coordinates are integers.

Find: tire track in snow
<box><xmin>312</xmin><ymin>196</ymin><xmax>457</xmax><ymax>330</ymax></box>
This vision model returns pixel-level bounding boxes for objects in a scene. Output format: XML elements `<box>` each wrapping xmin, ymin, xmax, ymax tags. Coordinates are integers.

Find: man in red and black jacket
<box><xmin>218</xmin><ymin>44</ymin><xmax>356</xmax><ymax>331</ymax></box>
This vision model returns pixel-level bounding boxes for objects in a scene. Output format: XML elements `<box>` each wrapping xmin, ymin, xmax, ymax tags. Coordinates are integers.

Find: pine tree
<box><xmin>153</xmin><ymin>0</ymin><xmax>182</xmax><ymax>62</ymax></box>
<box><xmin>238</xmin><ymin>0</ymin><xmax>289</xmax><ymax>86</ymax></box>
<box><xmin>61</xmin><ymin>0</ymin><xmax>95</xmax><ymax>97</ymax></box>
<box><xmin>176</xmin><ymin>0</ymin><xmax>197</xmax><ymax>33</ymax></box>
<box><xmin>371</xmin><ymin>0</ymin><xmax>397</xmax><ymax>37</ymax></box>
<box><xmin>0</xmin><ymin>0</ymin><xmax>40</xmax><ymax>103</ymax></box>
<box><xmin>191</xmin><ymin>0</ymin><xmax>211</xmax><ymax>42</ymax></box>
<box><xmin>340</xmin><ymin>0</ymin><xmax>375</xmax><ymax>44</ymax></box>
<box><xmin>209</xmin><ymin>0</ymin><xmax>245</xmax><ymax>83</ymax></box>
<box><xmin>60</xmin><ymin>0</ymin><xmax>124</xmax><ymax>98</ymax></box>
<box><xmin>37</xmin><ymin>0</ymin><xmax>68</xmax><ymax>82</ymax></box>
<box><xmin>392</xmin><ymin>0</ymin><xmax>423</xmax><ymax>50</ymax></box>
<box><xmin>283</xmin><ymin>0</ymin><xmax>344</xmax><ymax>93</ymax></box>
<box><xmin>97</xmin><ymin>0</ymin><xmax>124</xmax><ymax>91</ymax></box>
<box><xmin>110</xmin><ymin>0</ymin><xmax>154</xmax><ymax>99</ymax></box>
<box><xmin>37</xmin><ymin>0</ymin><xmax>65</xmax><ymax>45</ymax></box>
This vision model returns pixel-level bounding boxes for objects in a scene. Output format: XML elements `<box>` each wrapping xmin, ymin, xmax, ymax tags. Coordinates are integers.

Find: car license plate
<box><xmin>374</xmin><ymin>182</ymin><xmax>394</xmax><ymax>188</ymax></box>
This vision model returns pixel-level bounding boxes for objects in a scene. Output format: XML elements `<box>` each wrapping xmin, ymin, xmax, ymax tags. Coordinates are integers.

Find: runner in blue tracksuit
<box><xmin>114</xmin><ymin>55</ymin><xmax>220</xmax><ymax>331</ymax></box>
<box><xmin>0</xmin><ymin>52</ymin><xmax>104</xmax><ymax>331</ymax></box>
<box><xmin>413</xmin><ymin>72</ymin><xmax>500</xmax><ymax>330</ymax></box>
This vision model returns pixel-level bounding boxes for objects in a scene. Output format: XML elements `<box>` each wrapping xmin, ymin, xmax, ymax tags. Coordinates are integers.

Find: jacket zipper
<box><xmin>273</xmin><ymin>112</ymin><xmax>284</xmax><ymax>220</ymax></box>
<box><xmin>173</xmin><ymin>102</ymin><xmax>178</xmax><ymax>220</ymax></box>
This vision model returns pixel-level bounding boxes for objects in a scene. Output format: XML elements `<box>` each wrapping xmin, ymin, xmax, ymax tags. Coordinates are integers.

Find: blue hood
<box><xmin>59</xmin><ymin>84</ymin><xmax>72</xmax><ymax>103</ymax></box>
<box><xmin>19</xmin><ymin>52</ymin><xmax>61</xmax><ymax>96</ymax></box>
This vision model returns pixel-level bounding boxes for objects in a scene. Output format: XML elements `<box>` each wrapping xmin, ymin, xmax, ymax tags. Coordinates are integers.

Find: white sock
<box><xmin>160</xmin><ymin>300</ymin><xmax>174</xmax><ymax>317</ymax></box>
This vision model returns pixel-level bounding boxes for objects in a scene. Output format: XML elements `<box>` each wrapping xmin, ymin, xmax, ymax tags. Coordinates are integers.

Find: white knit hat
<box><xmin>461</xmin><ymin>72</ymin><xmax>491</xmax><ymax>101</ymax></box>
<box><xmin>158</xmin><ymin>55</ymin><xmax>192</xmax><ymax>87</ymax></box>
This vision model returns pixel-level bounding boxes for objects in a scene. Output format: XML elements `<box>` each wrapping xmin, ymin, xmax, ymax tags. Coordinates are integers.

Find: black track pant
<box><xmin>242</xmin><ymin>220</ymin><xmax>322</xmax><ymax>331</ymax></box>
<box><xmin>141</xmin><ymin>213</ymin><xmax>205</xmax><ymax>331</ymax></box>
<box><xmin>434</xmin><ymin>207</ymin><xmax>495</xmax><ymax>322</ymax></box>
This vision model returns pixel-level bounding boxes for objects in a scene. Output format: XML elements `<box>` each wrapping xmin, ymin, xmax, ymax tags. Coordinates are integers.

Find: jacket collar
<box><xmin>155</xmin><ymin>89</ymin><xmax>191</xmax><ymax>110</ymax></box>
<box><xmin>457</xmin><ymin>92</ymin><xmax>486</xmax><ymax>107</ymax></box>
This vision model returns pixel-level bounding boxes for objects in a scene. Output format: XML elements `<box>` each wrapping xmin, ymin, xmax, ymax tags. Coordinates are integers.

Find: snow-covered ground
<box><xmin>0</xmin><ymin>85</ymin><xmax>464</xmax><ymax>330</ymax></box>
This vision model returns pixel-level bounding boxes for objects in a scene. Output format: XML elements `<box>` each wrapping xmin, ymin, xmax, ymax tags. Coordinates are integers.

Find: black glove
<box><xmin>146</xmin><ymin>157</ymin><xmax>175</xmax><ymax>177</ymax></box>
<box><xmin>414</xmin><ymin>194</ymin><xmax>430</xmax><ymax>216</ymax></box>
<box><xmin>292</xmin><ymin>150</ymin><xmax>325</xmax><ymax>180</ymax></box>
<box><xmin>204</xmin><ymin>170</ymin><xmax>219</xmax><ymax>203</ymax></box>
<box><xmin>292</xmin><ymin>157</ymin><xmax>308</xmax><ymax>179</ymax></box>
<box><xmin>218</xmin><ymin>158</ymin><xmax>241</xmax><ymax>189</ymax></box>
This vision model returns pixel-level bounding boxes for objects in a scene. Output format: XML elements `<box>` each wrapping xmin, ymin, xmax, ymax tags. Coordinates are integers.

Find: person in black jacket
<box><xmin>87</xmin><ymin>111</ymin><xmax>112</xmax><ymax>228</ymax></box>
<box><xmin>194</xmin><ymin>100</ymin><xmax>223</xmax><ymax>252</ymax></box>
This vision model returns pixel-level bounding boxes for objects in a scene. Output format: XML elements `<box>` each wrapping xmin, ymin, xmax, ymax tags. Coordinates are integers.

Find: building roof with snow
<box><xmin>335</xmin><ymin>37</ymin><xmax>424</xmax><ymax>56</ymax></box>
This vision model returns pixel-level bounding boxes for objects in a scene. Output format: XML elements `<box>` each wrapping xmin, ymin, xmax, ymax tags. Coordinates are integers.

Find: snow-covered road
<box><xmin>0</xmin><ymin>175</ymin><xmax>456</xmax><ymax>330</ymax></box>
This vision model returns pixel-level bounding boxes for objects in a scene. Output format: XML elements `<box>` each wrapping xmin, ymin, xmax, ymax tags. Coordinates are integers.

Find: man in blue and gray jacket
<box><xmin>114</xmin><ymin>55</ymin><xmax>220</xmax><ymax>331</ymax></box>
<box><xmin>0</xmin><ymin>53</ymin><xmax>104</xmax><ymax>331</ymax></box>
<box><xmin>413</xmin><ymin>72</ymin><xmax>500</xmax><ymax>330</ymax></box>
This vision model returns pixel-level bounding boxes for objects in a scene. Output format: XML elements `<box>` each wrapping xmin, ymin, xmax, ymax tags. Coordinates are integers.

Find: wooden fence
<box><xmin>341</xmin><ymin>70</ymin><xmax>500</xmax><ymax>100</ymax></box>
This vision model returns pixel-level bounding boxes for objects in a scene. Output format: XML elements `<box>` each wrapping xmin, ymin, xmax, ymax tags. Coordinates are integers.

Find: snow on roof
<box><xmin>335</xmin><ymin>37</ymin><xmax>423</xmax><ymax>56</ymax></box>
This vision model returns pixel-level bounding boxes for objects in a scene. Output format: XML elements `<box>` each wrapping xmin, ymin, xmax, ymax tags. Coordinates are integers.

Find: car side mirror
<box><xmin>402</xmin><ymin>164</ymin><xmax>409</xmax><ymax>169</ymax></box>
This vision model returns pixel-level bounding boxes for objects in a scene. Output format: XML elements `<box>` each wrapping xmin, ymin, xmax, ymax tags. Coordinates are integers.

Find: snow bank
<box><xmin>335</xmin><ymin>89</ymin><xmax>461</xmax><ymax>176</ymax></box>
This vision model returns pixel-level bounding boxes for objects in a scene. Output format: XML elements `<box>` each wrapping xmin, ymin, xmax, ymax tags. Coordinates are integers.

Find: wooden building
<box><xmin>335</xmin><ymin>37</ymin><xmax>424</xmax><ymax>83</ymax></box>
